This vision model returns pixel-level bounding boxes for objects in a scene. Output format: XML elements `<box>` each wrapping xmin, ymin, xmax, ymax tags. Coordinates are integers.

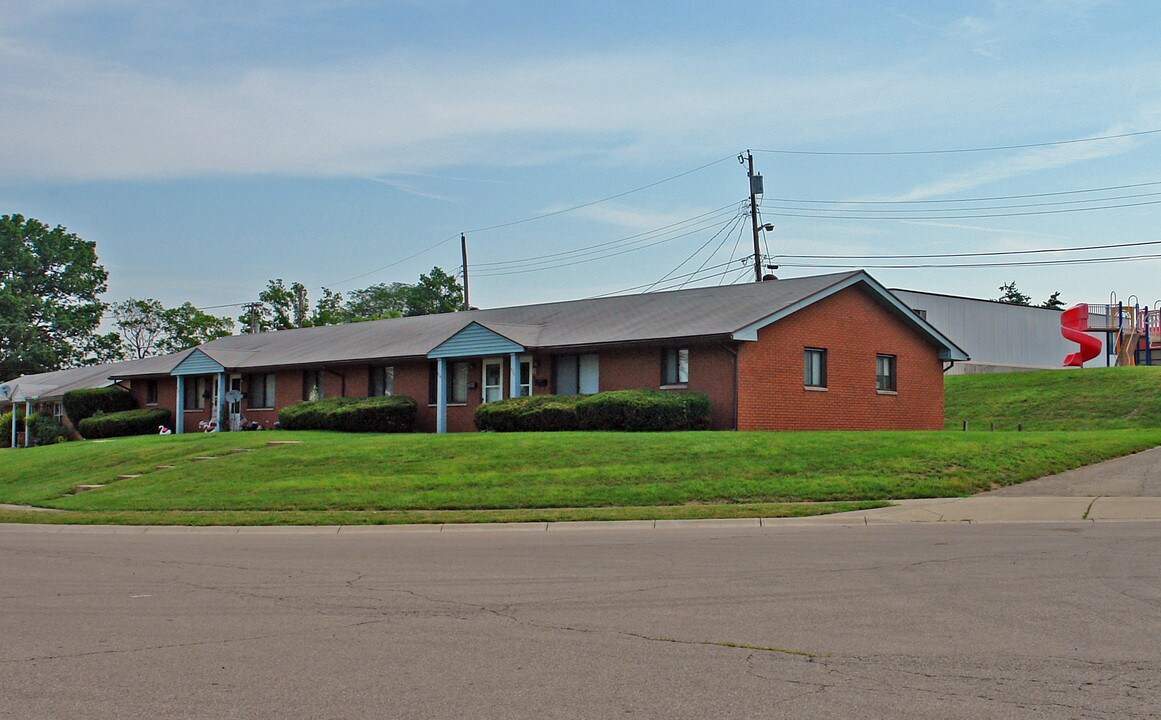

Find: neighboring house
<box><xmin>102</xmin><ymin>270</ymin><xmax>966</xmax><ymax>434</ymax></box>
<box><xmin>0</xmin><ymin>360</ymin><xmax>145</xmax><ymax>445</ymax></box>
<box><xmin>5</xmin><ymin>271</ymin><xmax>968</xmax><ymax>438</ymax></box>
<box><xmin>890</xmin><ymin>289</ymin><xmax>1071</xmax><ymax>374</ymax></box>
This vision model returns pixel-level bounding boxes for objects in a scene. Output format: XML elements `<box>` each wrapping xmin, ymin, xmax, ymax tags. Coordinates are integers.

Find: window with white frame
<box><xmin>519</xmin><ymin>357</ymin><xmax>532</xmax><ymax>397</ymax></box>
<box><xmin>876</xmin><ymin>354</ymin><xmax>897</xmax><ymax>392</ymax></box>
<box><xmin>804</xmin><ymin>348</ymin><xmax>827</xmax><ymax>388</ymax></box>
<box><xmin>662</xmin><ymin>348</ymin><xmax>689</xmax><ymax>386</ymax></box>
<box><xmin>248</xmin><ymin>373</ymin><xmax>276</xmax><ymax>408</ymax></box>
<box><xmin>369</xmin><ymin>366</ymin><xmax>394</xmax><ymax>397</ymax></box>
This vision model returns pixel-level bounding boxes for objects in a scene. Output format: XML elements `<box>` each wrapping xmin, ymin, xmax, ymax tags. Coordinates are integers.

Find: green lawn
<box><xmin>945</xmin><ymin>366</ymin><xmax>1161</xmax><ymax>430</ymax></box>
<box><xmin>3</xmin><ymin>428</ymin><xmax>1161</xmax><ymax>525</ymax></box>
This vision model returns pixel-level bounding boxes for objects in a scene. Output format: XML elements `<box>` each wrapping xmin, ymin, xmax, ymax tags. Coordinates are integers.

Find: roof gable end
<box><xmin>428</xmin><ymin>322</ymin><xmax>526</xmax><ymax>359</ymax></box>
<box><xmin>171</xmin><ymin>348</ymin><xmax>225</xmax><ymax>376</ymax></box>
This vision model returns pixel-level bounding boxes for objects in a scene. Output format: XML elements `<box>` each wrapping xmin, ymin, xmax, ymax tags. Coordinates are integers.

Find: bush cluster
<box><xmin>62</xmin><ymin>387</ymin><xmax>137</xmax><ymax>425</ymax></box>
<box><xmin>575</xmin><ymin>390</ymin><xmax>711</xmax><ymax>431</ymax></box>
<box><xmin>25</xmin><ymin>413</ymin><xmax>67</xmax><ymax>446</ymax></box>
<box><xmin>0</xmin><ymin>411</ymin><xmax>11</xmax><ymax>447</ymax></box>
<box><xmin>78</xmin><ymin>408</ymin><xmax>173</xmax><ymax>439</ymax></box>
<box><xmin>474</xmin><ymin>395</ymin><xmax>581</xmax><ymax>432</ymax></box>
<box><xmin>474</xmin><ymin>390</ymin><xmax>711</xmax><ymax>432</ymax></box>
<box><xmin>279</xmin><ymin>396</ymin><xmax>417</xmax><ymax>433</ymax></box>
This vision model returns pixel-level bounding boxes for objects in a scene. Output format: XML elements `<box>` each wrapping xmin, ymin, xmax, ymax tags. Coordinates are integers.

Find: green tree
<box><xmin>403</xmin><ymin>266</ymin><xmax>464</xmax><ymax>316</ymax></box>
<box><xmin>112</xmin><ymin>298</ymin><xmax>167</xmax><ymax>359</ymax></box>
<box><xmin>159</xmin><ymin>302</ymin><xmax>234</xmax><ymax>352</ymax></box>
<box><xmin>311</xmin><ymin>288</ymin><xmax>346</xmax><ymax>327</ymax></box>
<box><xmin>344</xmin><ymin>282</ymin><xmax>409</xmax><ymax>322</ymax></box>
<box><xmin>996</xmin><ymin>281</ymin><xmax>1031</xmax><ymax>306</ymax></box>
<box><xmin>113</xmin><ymin>298</ymin><xmax>234</xmax><ymax>356</ymax></box>
<box><xmin>1040</xmin><ymin>291</ymin><xmax>1065</xmax><ymax>310</ymax></box>
<box><xmin>0</xmin><ymin>214</ymin><xmax>109</xmax><ymax>378</ymax></box>
<box><xmin>240</xmin><ymin>280</ymin><xmax>345</xmax><ymax>332</ymax></box>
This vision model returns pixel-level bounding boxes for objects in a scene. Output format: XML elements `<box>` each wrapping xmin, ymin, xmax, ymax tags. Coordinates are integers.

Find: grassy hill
<box><xmin>4</xmin><ymin>427</ymin><xmax>1161</xmax><ymax>526</ymax></box>
<box><xmin>3</xmin><ymin>366</ymin><xmax>1161</xmax><ymax>526</ymax></box>
<box><xmin>944</xmin><ymin>366</ymin><xmax>1161</xmax><ymax>431</ymax></box>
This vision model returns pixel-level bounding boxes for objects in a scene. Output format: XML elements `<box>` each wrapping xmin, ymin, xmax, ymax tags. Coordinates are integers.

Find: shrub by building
<box><xmin>63</xmin><ymin>387</ymin><xmax>137</xmax><ymax>425</ymax></box>
<box><xmin>279</xmin><ymin>396</ymin><xmax>417</xmax><ymax>433</ymax></box>
<box><xmin>78</xmin><ymin>408</ymin><xmax>173</xmax><ymax>439</ymax></box>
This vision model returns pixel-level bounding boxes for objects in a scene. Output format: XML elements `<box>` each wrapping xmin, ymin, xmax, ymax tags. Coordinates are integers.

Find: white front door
<box><xmin>483</xmin><ymin>359</ymin><xmax>504</xmax><ymax>403</ymax></box>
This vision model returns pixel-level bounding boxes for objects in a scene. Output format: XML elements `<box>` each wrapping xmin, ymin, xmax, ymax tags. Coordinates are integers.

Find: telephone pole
<box><xmin>460</xmin><ymin>233</ymin><xmax>471</xmax><ymax>311</ymax></box>
<box><xmin>740</xmin><ymin>150</ymin><xmax>765</xmax><ymax>282</ymax></box>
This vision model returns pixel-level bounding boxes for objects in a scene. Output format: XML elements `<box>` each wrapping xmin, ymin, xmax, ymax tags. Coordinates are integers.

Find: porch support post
<box><xmin>215</xmin><ymin>372</ymin><xmax>227</xmax><ymax>432</ymax></box>
<box><xmin>9</xmin><ymin>402</ymin><xmax>15</xmax><ymax>449</ymax></box>
<box><xmin>510</xmin><ymin>353</ymin><xmax>521</xmax><ymax>398</ymax></box>
<box><xmin>24</xmin><ymin>400</ymin><xmax>31</xmax><ymax>447</ymax></box>
<box><xmin>436</xmin><ymin>358</ymin><xmax>448</xmax><ymax>434</ymax></box>
<box><xmin>175</xmin><ymin>376</ymin><xmax>185</xmax><ymax>435</ymax></box>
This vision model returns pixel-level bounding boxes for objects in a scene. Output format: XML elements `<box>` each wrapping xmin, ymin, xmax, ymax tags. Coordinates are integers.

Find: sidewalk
<box><xmin>803</xmin><ymin>495</ymin><xmax>1161</xmax><ymax>524</ymax></box>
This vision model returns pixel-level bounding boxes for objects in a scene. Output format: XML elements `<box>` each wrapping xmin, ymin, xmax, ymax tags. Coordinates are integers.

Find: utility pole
<box><xmin>460</xmin><ymin>233</ymin><xmax>471</xmax><ymax>311</ymax></box>
<box><xmin>740</xmin><ymin>150</ymin><xmax>765</xmax><ymax>282</ymax></box>
<box><xmin>242</xmin><ymin>302</ymin><xmax>263</xmax><ymax>334</ymax></box>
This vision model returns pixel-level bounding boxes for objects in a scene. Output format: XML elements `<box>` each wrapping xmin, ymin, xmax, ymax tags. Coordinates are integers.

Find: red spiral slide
<box><xmin>1061</xmin><ymin>304</ymin><xmax>1102</xmax><ymax>367</ymax></box>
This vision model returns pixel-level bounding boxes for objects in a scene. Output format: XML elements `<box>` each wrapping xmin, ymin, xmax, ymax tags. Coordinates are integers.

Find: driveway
<box><xmin>987</xmin><ymin>444</ymin><xmax>1161</xmax><ymax>497</ymax></box>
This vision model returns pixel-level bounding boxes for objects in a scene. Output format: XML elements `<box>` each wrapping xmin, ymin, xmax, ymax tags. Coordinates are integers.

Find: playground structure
<box><xmin>1061</xmin><ymin>293</ymin><xmax>1161</xmax><ymax>367</ymax></box>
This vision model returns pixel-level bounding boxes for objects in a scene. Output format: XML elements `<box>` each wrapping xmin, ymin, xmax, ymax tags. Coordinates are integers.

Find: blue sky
<box><xmin>3</xmin><ymin>0</ymin><xmax>1161</xmax><ymax>320</ymax></box>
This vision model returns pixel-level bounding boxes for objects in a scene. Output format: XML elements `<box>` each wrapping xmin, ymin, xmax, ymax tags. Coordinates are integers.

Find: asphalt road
<box><xmin>2</xmin><ymin>521</ymin><xmax>1159</xmax><ymax>719</ymax></box>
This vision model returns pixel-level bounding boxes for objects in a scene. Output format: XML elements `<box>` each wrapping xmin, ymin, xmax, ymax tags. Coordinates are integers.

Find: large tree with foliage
<box><xmin>404</xmin><ymin>266</ymin><xmax>465</xmax><ymax>316</ymax></box>
<box><xmin>344</xmin><ymin>282</ymin><xmax>410</xmax><ymax>322</ymax></box>
<box><xmin>112</xmin><ymin>298</ymin><xmax>235</xmax><ymax>357</ymax></box>
<box><xmin>0</xmin><ymin>214</ymin><xmax>110</xmax><ymax>378</ymax></box>
<box><xmin>239</xmin><ymin>279</ymin><xmax>346</xmax><ymax>332</ymax></box>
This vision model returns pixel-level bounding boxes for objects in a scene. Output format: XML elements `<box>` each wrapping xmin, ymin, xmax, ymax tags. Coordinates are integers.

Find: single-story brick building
<box><xmin>90</xmin><ymin>270</ymin><xmax>966</xmax><ymax>433</ymax></box>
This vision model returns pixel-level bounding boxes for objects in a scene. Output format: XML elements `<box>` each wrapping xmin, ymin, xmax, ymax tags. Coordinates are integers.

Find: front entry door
<box><xmin>483</xmin><ymin>359</ymin><xmax>503</xmax><ymax>403</ymax></box>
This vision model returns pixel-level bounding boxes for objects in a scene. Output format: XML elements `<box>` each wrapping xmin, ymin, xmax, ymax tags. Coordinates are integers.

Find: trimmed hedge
<box><xmin>474</xmin><ymin>395</ymin><xmax>580</xmax><ymax>432</ymax></box>
<box><xmin>62</xmin><ymin>386</ymin><xmax>137</xmax><ymax>425</ymax></box>
<box><xmin>575</xmin><ymin>390</ymin><xmax>711</xmax><ymax>432</ymax></box>
<box><xmin>474</xmin><ymin>390</ymin><xmax>711</xmax><ymax>432</ymax></box>
<box><xmin>0</xmin><ymin>411</ymin><xmax>11</xmax><ymax>447</ymax></box>
<box><xmin>279</xmin><ymin>395</ymin><xmax>417</xmax><ymax>433</ymax></box>
<box><xmin>78</xmin><ymin>408</ymin><xmax>173</xmax><ymax>439</ymax></box>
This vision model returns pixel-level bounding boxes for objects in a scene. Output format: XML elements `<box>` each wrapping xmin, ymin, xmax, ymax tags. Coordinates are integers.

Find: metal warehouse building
<box><xmin>891</xmin><ymin>289</ymin><xmax>1074</xmax><ymax>374</ymax></box>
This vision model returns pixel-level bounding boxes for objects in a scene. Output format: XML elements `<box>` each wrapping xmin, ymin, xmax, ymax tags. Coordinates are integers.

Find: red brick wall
<box><xmin>593</xmin><ymin>344</ymin><xmax>736</xmax><ymax>430</ymax></box>
<box><xmin>736</xmin><ymin>285</ymin><xmax>944</xmax><ymax>431</ymax></box>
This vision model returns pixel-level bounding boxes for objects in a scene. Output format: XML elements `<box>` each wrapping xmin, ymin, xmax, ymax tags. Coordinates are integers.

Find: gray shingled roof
<box><xmin>1</xmin><ymin>357</ymin><xmax>153</xmax><ymax>402</ymax></box>
<box><xmin>86</xmin><ymin>270</ymin><xmax>963</xmax><ymax>380</ymax></box>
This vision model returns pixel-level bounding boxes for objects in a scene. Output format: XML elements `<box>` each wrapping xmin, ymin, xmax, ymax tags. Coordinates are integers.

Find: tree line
<box><xmin>1</xmin><ymin>213</ymin><xmax>464</xmax><ymax>378</ymax></box>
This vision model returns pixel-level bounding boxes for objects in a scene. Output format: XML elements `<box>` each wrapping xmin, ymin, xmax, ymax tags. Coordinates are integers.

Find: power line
<box><xmin>765</xmin><ymin>197</ymin><xmax>1161</xmax><ymax>220</ymax></box>
<box><xmin>588</xmin><ymin>259</ymin><xmax>742</xmax><ymax>297</ymax></box>
<box><xmin>778</xmin><ymin>252</ymin><xmax>1161</xmax><ymax>270</ymax></box>
<box><xmin>766</xmin><ymin>180</ymin><xmax>1161</xmax><ymax>205</ymax></box>
<box><xmin>644</xmin><ymin>214</ymin><xmax>746</xmax><ymax>293</ymax></box>
<box><xmin>767</xmin><ymin>190</ymin><xmax>1161</xmax><ymax>214</ymax></box>
<box><xmin>752</xmin><ymin>127</ymin><xmax>1161</xmax><ymax>157</ymax></box>
<box><xmin>461</xmin><ymin>155</ymin><xmax>738</xmax><ymax>235</ymax></box>
<box><xmin>472</xmin><ymin>203</ymin><xmax>743</xmax><ymax>270</ymax></box>
<box><xmin>775</xmin><ymin>238</ymin><xmax>1161</xmax><ymax>261</ymax></box>
<box><xmin>472</xmin><ymin>208</ymin><xmax>747</xmax><ymax>278</ymax></box>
